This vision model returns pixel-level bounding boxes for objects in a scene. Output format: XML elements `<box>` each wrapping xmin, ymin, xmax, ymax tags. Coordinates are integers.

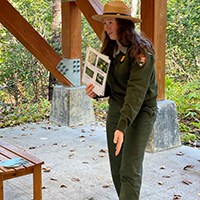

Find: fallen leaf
<box><xmin>71</xmin><ymin>178</ymin><xmax>80</xmax><ymax>182</ymax></box>
<box><xmin>99</xmin><ymin>149</ymin><xmax>107</xmax><ymax>153</ymax></box>
<box><xmin>96</xmin><ymin>176</ymin><xmax>103</xmax><ymax>180</ymax></box>
<box><xmin>98</xmin><ymin>155</ymin><xmax>105</xmax><ymax>158</ymax></box>
<box><xmin>176</xmin><ymin>152</ymin><xmax>184</xmax><ymax>156</ymax></box>
<box><xmin>21</xmin><ymin>133</ymin><xmax>27</xmax><ymax>136</ymax></box>
<box><xmin>69</xmin><ymin>149</ymin><xmax>75</xmax><ymax>152</ymax></box>
<box><xmin>43</xmin><ymin>166</ymin><xmax>51</xmax><ymax>172</ymax></box>
<box><xmin>173</xmin><ymin>194</ymin><xmax>181</xmax><ymax>199</ymax></box>
<box><xmin>103</xmin><ymin>185</ymin><xmax>110</xmax><ymax>188</ymax></box>
<box><xmin>183</xmin><ymin>165</ymin><xmax>194</xmax><ymax>170</ymax></box>
<box><xmin>160</xmin><ymin>166</ymin><xmax>166</xmax><ymax>169</ymax></box>
<box><xmin>53</xmin><ymin>143</ymin><xmax>58</xmax><ymax>145</ymax></box>
<box><xmin>68</xmin><ymin>154</ymin><xmax>74</xmax><ymax>159</ymax></box>
<box><xmin>21</xmin><ymin>127</ymin><xmax>27</xmax><ymax>131</ymax></box>
<box><xmin>29</xmin><ymin>146</ymin><xmax>37</xmax><ymax>149</ymax></box>
<box><xmin>81</xmin><ymin>129</ymin><xmax>86</xmax><ymax>133</ymax></box>
<box><xmin>182</xmin><ymin>179</ymin><xmax>192</xmax><ymax>185</ymax></box>
<box><xmin>61</xmin><ymin>144</ymin><xmax>67</xmax><ymax>147</ymax></box>
<box><xmin>79</xmin><ymin>135</ymin><xmax>85</xmax><ymax>138</ymax></box>
<box><xmin>50</xmin><ymin>178</ymin><xmax>58</xmax><ymax>181</ymax></box>
<box><xmin>162</xmin><ymin>175</ymin><xmax>171</xmax><ymax>178</ymax></box>
<box><xmin>60</xmin><ymin>184</ymin><xmax>67</xmax><ymax>188</ymax></box>
<box><xmin>82</xmin><ymin>162</ymin><xmax>89</xmax><ymax>164</ymax></box>
<box><xmin>41</xmin><ymin>126</ymin><xmax>51</xmax><ymax>130</ymax></box>
<box><xmin>158</xmin><ymin>181</ymin><xmax>164</xmax><ymax>185</ymax></box>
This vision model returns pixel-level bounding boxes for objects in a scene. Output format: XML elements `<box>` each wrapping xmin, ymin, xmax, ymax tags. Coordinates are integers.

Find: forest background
<box><xmin>0</xmin><ymin>0</ymin><xmax>199</xmax><ymax>146</ymax></box>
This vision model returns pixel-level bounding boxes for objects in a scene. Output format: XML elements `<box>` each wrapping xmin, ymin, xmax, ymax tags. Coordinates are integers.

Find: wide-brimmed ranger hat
<box><xmin>92</xmin><ymin>0</ymin><xmax>141</xmax><ymax>23</ymax></box>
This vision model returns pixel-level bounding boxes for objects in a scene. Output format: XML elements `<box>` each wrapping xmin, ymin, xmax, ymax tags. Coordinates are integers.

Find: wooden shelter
<box><xmin>0</xmin><ymin>0</ymin><xmax>166</xmax><ymax>100</ymax></box>
<box><xmin>1</xmin><ymin>0</ymin><xmax>181</xmax><ymax>153</ymax></box>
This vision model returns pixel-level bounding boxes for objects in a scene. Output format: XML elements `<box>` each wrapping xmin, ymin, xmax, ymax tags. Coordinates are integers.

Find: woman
<box><xmin>85</xmin><ymin>0</ymin><xmax>158</xmax><ymax>199</ymax></box>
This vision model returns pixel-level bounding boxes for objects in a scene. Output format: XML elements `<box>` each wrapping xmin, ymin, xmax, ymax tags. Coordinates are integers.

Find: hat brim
<box><xmin>92</xmin><ymin>14</ymin><xmax>141</xmax><ymax>23</ymax></box>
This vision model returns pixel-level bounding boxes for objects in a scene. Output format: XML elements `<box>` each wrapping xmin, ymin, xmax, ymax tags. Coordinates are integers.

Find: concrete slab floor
<box><xmin>0</xmin><ymin>121</ymin><xmax>199</xmax><ymax>200</ymax></box>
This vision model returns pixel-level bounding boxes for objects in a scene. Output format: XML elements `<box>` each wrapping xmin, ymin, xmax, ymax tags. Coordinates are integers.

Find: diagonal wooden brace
<box><xmin>75</xmin><ymin>0</ymin><xmax>103</xmax><ymax>39</ymax></box>
<box><xmin>0</xmin><ymin>0</ymin><xmax>72</xmax><ymax>86</ymax></box>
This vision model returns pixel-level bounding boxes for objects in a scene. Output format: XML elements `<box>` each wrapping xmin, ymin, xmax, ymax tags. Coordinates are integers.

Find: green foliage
<box><xmin>166</xmin><ymin>0</ymin><xmax>200</xmax><ymax>80</ymax></box>
<box><xmin>0</xmin><ymin>0</ymin><xmax>53</xmax><ymax>126</ymax></box>
<box><xmin>81</xmin><ymin>16</ymin><xmax>100</xmax><ymax>61</ymax></box>
<box><xmin>166</xmin><ymin>77</ymin><xmax>200</xmax><ymax>133</ymax></box>
<box><xmin>0</xmin><ymin>0</ymin><xmax>52</xmax><ymax>105</ymax></box>
<box><xmin>181</xmin><ymin>133</ymin><xmax>197</xmax><ymax>144</ymax></box>
<box><xmin>165</xmin><ymin>0</ymin><xmax>199</xmax><ymax>138</ymax></box>
<box><xmin>92</xmin><ymin>98</ymin><xmax>108</xmax><ymax>122</ymax></box>
<box><xmin>93</xmin><ymin>98</ymin><xmax>109</xmax><ymax>110</ymax></box>
<box><xmin>0</xmin><ymin>98</ymin><xmax>50</xmax><ymax>128</ymax></box>
<box><xmin>11</xmin><ymin>0</ymin><xmax>53</xmax><ymax>35</ymax></box>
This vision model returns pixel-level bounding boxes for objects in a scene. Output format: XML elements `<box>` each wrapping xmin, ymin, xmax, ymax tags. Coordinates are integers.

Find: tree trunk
<box><xmin>48</xmin><ymin>0</ymin><xmax>61</xmax><ymax>101</ymax></box>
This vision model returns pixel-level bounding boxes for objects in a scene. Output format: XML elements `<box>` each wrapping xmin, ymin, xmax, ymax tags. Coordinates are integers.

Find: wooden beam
<box><xmin>75</xmin><ymin>0</ymin><xmax>104</xmax><ymax>39</ymax></box>
<box><xmin>141</xmin><ymin>0</ymin><xmax>166</xmax><ymax>100</ymax></box>
<box><xmin>0</xmin><ymin>0</ymin><xmax>72</xmax><ymax>86</ymax></box>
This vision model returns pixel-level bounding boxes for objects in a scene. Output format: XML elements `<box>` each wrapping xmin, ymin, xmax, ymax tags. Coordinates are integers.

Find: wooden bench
<box><xmin>0</xmin><ymin>140</ymin><xmax>44</xmax><ymax>200</ymax></box>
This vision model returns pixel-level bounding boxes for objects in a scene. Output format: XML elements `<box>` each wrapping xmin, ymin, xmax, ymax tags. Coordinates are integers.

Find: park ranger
<box><xmin>86</xmin><ymin>0</ymin><xmax>158</xmax><ymax>199</ymax></box>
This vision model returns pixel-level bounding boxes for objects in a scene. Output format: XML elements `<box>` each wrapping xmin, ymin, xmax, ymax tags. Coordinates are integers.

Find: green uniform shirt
<box><xmin>106</xmin><ymin>50</ymin><xmax>158</xmax><ymax>133</ymax></box>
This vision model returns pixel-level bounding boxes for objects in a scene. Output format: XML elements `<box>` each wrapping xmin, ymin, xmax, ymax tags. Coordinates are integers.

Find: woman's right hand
<box><xmin>85</xmin><ymin>83</ymin><xmax>97</xmax><ymax>99</ymax></box>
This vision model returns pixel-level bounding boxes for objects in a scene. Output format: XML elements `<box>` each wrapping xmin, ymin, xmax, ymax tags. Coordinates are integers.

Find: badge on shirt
<box><xmin>136</xmin><ymin>54</ymin><xmax>146</xmax><ymax>68</ymax></box>
<box><xmin>120</xmin><ymin>55</ymin><xmax>126</xmax><ymax>62</ymax></box>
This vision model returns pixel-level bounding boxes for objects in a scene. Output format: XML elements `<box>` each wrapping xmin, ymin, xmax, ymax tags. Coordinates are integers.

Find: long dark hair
<box><xmin>101</xmin><ymin>18</ymin><xmax>155</xmax><ymax>59</ymax></box>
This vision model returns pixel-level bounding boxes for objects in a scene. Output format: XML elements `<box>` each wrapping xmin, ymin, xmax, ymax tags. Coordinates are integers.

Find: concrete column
<box><xmin>50</xmin><ymin>85</ymin><xmax>95</xmax><ymax>126</ymax></box>
<box><xmin>146</xmin><ymin>100</ymin><xmax>181</xmax><ymax>152</ymax></box>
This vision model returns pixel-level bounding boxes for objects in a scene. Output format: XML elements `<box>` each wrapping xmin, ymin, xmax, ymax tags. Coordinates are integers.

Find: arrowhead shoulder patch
<box><xmin>136</xmin><ymin>54</ymin><xmax>146</xmax><ymax>68</ymax></box>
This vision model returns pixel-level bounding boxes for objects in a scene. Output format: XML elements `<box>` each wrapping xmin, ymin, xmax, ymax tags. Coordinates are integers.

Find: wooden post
<box><xmin>61</xmin><ymin>1</ymin><xmax>82</xmax><ymax>83</ymax></box>
<box><xmin>0</xmin><ymin>174</ymin><xmax>3</xmax><ymax>200</ymax></box>
<box><xmin>61</xmin><ymin>1</ymin><xmax>82</xmax><ymax>59</ymax></box>
<box><xmin>141</xmin><ymin>0</ymin><xmax>166</xmax><ymax>100</ymax></box>
<box><xmin>33</xmin><ymin>165</ymin><xmax>42</xmax><ymax>200</ymax></box>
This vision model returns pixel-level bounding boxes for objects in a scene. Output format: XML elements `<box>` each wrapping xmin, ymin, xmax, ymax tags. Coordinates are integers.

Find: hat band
<box><xmin>103</xmin><ymin>12</ymin><xmax>131</xmax><ymax>17</ymax></box>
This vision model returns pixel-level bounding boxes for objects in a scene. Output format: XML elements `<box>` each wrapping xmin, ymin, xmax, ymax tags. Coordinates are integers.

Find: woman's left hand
<box><xmin>113</xmin><ymin>130</ymin><xmax>124</xmax><ymax>156</ymax></box>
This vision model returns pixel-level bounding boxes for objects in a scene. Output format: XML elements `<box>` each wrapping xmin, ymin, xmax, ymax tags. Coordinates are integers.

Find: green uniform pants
<box><xmin>106</xmin><ymin>99</ymin><xmax>157</xmax><ymax>200</ymax></box>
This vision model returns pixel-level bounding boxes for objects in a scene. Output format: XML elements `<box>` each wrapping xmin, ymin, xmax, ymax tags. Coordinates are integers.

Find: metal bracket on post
<box><xmin>56</xmin><ymin>58</ymin><xmax>80</xmax><ymax>87</ymax></box>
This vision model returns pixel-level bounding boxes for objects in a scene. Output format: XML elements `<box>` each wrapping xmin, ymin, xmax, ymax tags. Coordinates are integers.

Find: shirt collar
<box><xmin>114</xmin><ymin>45</ymin><xmax>127</xmax><ymax>57</ymax></box>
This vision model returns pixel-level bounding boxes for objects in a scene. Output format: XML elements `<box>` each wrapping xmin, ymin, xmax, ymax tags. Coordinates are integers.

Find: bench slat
<box><xmin>0</xmin><ymin>140</ymin><xmax>44</xmax><ymax>165</ymax></box>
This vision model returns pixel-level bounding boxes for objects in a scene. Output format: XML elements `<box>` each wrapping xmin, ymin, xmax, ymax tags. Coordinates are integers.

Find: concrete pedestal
<box><xmin>50</xmin><ymin>85</ymin><xmax>95</xmax><ymax>126</ymax></box>
<box><xmin>146</xmin><ymin>100</ymin><xmax>181</xmax><ymax>152</ymax></box>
